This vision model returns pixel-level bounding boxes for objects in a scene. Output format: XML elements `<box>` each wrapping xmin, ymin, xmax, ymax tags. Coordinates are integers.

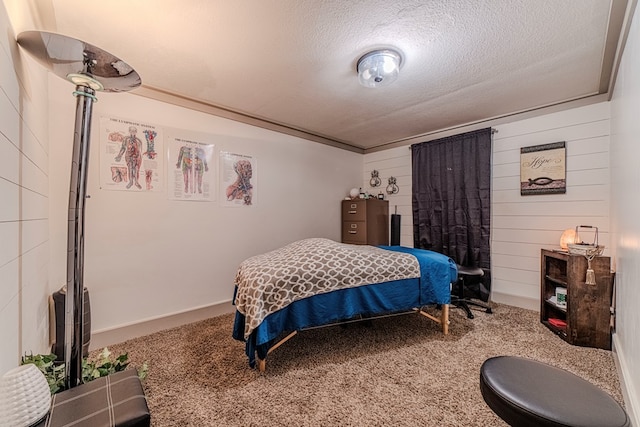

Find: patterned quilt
<box><xmin>234</xmin><ymin>238</ymin><xmax>420</xmax><ymax>340</ymax></box>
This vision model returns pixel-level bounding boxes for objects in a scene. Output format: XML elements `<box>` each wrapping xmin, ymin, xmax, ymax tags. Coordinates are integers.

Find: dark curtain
<box><xmin>412</xmin><ymin>128</ymin><xmax>492</xmax><ymax>297</ymax></box>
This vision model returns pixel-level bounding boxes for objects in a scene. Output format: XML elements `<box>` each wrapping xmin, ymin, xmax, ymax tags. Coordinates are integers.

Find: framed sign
<box><xmin>520</xmin><ymin>141</ymin><xmax>566</xmax><ymax>195</ymax></box>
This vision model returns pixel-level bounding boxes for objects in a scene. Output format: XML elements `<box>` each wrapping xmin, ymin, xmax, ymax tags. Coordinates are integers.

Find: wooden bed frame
<box><xmin>256</xmin><ymin>304</ymin><xmax>449</xmax><ymax>372</ymax></box>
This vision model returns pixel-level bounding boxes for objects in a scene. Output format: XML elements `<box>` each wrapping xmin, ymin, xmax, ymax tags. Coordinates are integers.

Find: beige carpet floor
<box><xmin>102</xmin><ymin>303</ymin><xmax>624</xmax><ymax>426</ymax></box>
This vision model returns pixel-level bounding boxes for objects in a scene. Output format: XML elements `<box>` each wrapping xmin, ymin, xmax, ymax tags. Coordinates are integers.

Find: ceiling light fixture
<box><xmin>357</xmin><ymin>49</ymin><xmax>403</xmax><ymax>88</ymax></box>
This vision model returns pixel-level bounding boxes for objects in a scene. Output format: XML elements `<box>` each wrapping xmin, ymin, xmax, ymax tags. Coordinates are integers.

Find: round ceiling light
<box><xmin>357</xmin><ymin>49</ymin><xmax>403</xmax><ymax>88</ymax></box>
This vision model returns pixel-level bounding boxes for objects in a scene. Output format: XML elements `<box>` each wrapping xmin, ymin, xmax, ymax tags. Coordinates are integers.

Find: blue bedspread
<box><xmin>232</xmin><ymin>245</ymin><xmax>457</xmax><ymax>367</ymax></box>
<box><xmin>378</xmin><ymin>245</ymin><xmax>458</xmax><ymax>304</ymax></box>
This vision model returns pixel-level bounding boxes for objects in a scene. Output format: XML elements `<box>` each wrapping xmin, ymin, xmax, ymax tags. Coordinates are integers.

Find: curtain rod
<box><xmin>407</xmin><ymin>127</ymin><xmax>498</xmax><ymax>149</ymax></box>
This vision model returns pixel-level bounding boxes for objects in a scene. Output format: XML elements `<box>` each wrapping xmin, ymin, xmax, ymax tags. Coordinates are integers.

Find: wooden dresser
<box><xmin>341</xmin><ymin>198</ymin><xmax>389</xmax><ymax>245</ymax></box>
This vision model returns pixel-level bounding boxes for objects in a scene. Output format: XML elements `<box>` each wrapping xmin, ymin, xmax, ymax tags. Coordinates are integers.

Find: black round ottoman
<box><xmin>480</xmin><ymin>356</ymin><xmax>630</xmax><ymax>427</ymax></box>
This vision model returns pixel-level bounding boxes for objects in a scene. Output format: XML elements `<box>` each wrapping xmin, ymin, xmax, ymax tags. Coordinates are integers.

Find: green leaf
<box><xmin>137</xmin><ymin>362</ymin><xmax>149</xmax><ymax>381</ymax></box>
<box><xmin>22</xmin><ymin>349</ymin><xmax>148</xmax><ymax>394</ymax></box>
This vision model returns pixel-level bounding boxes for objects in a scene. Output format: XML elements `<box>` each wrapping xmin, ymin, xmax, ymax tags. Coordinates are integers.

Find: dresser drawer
<box><xmin>342</xmin><ymin>221</ymin><xmax>367</xmax><ymax>244</ymax></box>
<box><xmin>340</xmin><ymin>198</ymin><xmax>388</xmax><ymax>246</ymax></box>
<box><xmin>341</xmin><ymin>200</ymin><xmax>366</xmax><ymax>221</ymax></box>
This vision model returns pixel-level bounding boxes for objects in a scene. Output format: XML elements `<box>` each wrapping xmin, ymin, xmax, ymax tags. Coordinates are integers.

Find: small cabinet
<box><xmin>540</xmin><ymin>249</ymin><xmax>613</xmax><ymax>350</ymax></box>
<box><xmin>341</xmin><ymin>199</ymin><xmax>389</xmax><ymax>245</ymax></box>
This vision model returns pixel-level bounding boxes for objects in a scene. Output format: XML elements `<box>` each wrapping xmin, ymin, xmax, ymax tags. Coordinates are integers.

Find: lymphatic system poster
<box><xmin>99</xmin><ymin>117</ymin><xmax>163</xmax><ymax>192</ymax></box>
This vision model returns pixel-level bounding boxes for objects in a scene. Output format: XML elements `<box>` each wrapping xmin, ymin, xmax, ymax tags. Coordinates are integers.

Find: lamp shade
<box><xmin>357</xmin><ymin>49</ymin><xmax>402</xmax><ymax>88</ymax></box>
<box><xmin>560</xmin><ymin>228</ymin><xmax>577</xmax><ymax>250</ymax></box>
<box><xmin>0</xmin><ymin>364</ymin><xmax>51</xmax><ymax>426</ymax></box>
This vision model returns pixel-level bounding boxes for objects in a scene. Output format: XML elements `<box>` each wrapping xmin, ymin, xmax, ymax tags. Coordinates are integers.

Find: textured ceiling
<box><xmin>24</xmin><ymin>0</ymin><xmax>631</xmax><ymax>152</ymax></box>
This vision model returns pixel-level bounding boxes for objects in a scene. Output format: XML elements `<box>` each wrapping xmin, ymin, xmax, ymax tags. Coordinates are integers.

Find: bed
<box><xmin>232</xmin><ymin>238</ymin><xmax>458</xmax><ymax>370</ymax></box>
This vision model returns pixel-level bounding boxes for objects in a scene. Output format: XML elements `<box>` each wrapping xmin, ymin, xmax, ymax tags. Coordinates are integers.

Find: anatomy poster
<box><xmin>167</xmin><ymin>133</ymin><xmax>215</xmax><ymax>201</ymax></box>
<box><xmin>220</xmin><ymin>152</ymin><xmax>256</xmax><ymax>207</ymax></box>
<box><xmin>99</xmin><ymin>117</ymin><xmax>163</xmax><ymax>192</ymax></box>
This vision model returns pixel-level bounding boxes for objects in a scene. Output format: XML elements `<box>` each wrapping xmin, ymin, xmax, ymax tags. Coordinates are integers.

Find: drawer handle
<box><xmin>348</xmin><ymin>210</ymin><xmax>357</xmax><ymax>214</ymax></box>
<box><xmin>350</xmin><ymin>224</ymin><xmax>357</xmax><ymax>228</ymax></box>
<box><xmin>348</xmin><ymin>231</ymin><xmax>357</xmax><ymax>234</ymax></box>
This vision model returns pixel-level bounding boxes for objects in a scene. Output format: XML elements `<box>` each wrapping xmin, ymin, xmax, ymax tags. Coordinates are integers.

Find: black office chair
<box><xmin>452</xmin><ymin>264</ymin><xmax>493</xmax><ymax>319</ymax></box>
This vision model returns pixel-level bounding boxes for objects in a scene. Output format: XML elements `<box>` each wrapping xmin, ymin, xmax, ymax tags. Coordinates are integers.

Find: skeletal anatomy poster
<box><xmin>167</xmin><ymin>132</ymin><xmax>215</xmax><ymax>201</ymax></box>
<box><xmin>220</xmin><ymin>152</ymin><xmax>256</xmax><ymax>207</ymax></box>
<box><xmin>99</xmin><ymin>117</ymin><xmax>163</xmax><ymax>192</ymax></box>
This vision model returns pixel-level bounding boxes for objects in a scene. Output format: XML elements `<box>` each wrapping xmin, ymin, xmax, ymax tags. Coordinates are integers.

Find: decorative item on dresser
<box><xmin>341</xmin><ymin>198</ymin><xmax>389</xmax><ymax>245</ymax></box>
<box><xmin>540</xmin><ymin>249</ymin><xmax>614</xmax><ymax>350</ymax></box>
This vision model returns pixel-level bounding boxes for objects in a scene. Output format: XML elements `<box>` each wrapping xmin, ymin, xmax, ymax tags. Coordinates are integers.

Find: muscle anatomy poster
<box><xmin>220</xmin><ymin>152</ymin><xmax>256</xmax><ymax>207</ymax></box>
<box><xmin>99</xmin><ymin>117</ymin><xmax>163</xmax><ymax>192</ymax></box>
<box><xmin>167</xmin><ymin>132</ymin><xmax>215</xmax><ymax>201</ymax></box>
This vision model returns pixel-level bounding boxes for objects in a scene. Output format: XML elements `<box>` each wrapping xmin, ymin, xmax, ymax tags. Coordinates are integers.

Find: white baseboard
<box><xmin>490</xmin><ymin>291</ymin><xmax>539</xmax><ymax>311</ymax></box>
<box><xmin>89</xmin><ymin>300</ymin><xmax>235</xmax><ymax>351</ymax></box>
<box><xmin>612</xmin><ymin>333</ymin><xmax>639</xmax><ymax>426</ymax></box>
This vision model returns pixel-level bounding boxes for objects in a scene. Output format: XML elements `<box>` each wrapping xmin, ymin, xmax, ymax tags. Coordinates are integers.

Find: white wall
<box><xmin>0</xmin><ymin>1</ymin><xmax>51</xmax><ymax>375</ymax></box>
<box><xmin>364</xmin><ymin>102</ymin><xmax>612</xmax><ymax>310</ymax></box>
<box><xmin>47</xmin><ymin>77</ymin><xmax>363</xmax><ymax>337</ymax></box>
<box><xmin>362</xmin><ymin>146</ymin><xmax>413</xmax><ymax>246</ymax></box>
<box><xmin>491</xmin><ymin>103</ymin><xmax>611</xmax><ymax>308</ymax></box>
<box><xmin>610</xmin><ymin>1</ymin><xmax>640</xmax><ymax>423</ymax></box>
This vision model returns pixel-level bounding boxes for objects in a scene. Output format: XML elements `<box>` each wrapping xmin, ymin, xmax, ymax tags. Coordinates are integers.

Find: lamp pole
<box><xmin>17</xmin><ymin>31</ymin><xmax>141</xmax><ymax>388</ymax></box>
<box><xmin>64</xmin><ymin>78</ymin><xmax>95</xmax><ymax>388</ymax></box>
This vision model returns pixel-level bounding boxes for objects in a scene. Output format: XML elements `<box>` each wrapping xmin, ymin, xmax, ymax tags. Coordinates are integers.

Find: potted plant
<box><xmin>22</xmin><ymin>348</ymin><xmax>148</xmax><ymax>395</ymax></box>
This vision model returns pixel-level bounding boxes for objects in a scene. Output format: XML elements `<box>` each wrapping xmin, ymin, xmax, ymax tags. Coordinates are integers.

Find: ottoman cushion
<box><xmin>480</xmin><ymin>356</ymin><xmax>629</xmax><ymax>427</ymax></box>
<box><xmin>35</xmin><ymin>369</ymin><xmax>150</xmax><ymax>427</ymax></box>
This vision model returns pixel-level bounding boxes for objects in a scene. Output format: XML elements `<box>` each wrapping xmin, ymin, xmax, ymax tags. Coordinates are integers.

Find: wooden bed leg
<box><xmin>257</xmin><ymin>330</ymin><xmax>298</xmax><ymax>373</ymax></box>
<box><xmin>268</xmin><ymin>331</ymin><xmax>297</xmax><ymax>354</ymax></box>
<box><xmin>442</xmin><ymin>304</ymin><xmax>449</xmax><ymax>335</ymax></box>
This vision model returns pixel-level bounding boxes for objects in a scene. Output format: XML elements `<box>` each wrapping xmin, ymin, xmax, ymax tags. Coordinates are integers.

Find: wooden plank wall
<box><xmin>363</xmin><ymin>102</ymin><xmax>611</xmax><ymax>309</ymax></box>
<box><xmin>0</xmin><ymin>5</ymin><xmax>52</xmax><ymax>371</ymax></box>
<box><xmin>363</xmin><ymin>145</ymin><xmax>414</xmax><ymax>247</ymax></box>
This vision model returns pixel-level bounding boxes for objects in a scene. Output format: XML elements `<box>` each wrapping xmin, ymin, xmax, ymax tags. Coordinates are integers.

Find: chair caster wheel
<box><xmin>486</xmin><ymin>308</ymin><xmax>493</xmax><ymax>314</ymax></box>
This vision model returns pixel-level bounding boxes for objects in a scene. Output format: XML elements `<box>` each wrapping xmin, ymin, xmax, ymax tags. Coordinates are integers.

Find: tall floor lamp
<box><xmin>17</xmin><ymin>31</ymin><xmax>141</xmax><ymax>389</ymax></box>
